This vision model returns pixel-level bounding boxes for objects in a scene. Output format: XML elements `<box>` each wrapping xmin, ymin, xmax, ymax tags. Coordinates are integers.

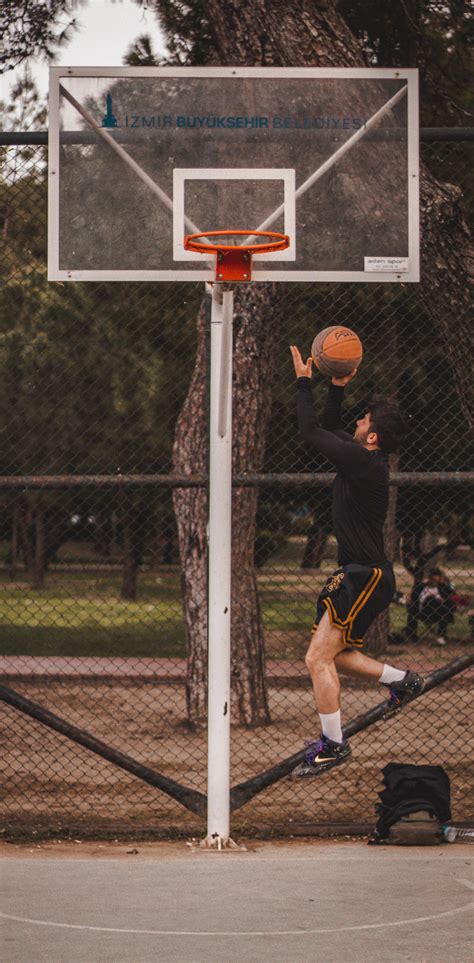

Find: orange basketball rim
<box><xmin>184</xmin><ymin>230</ymin><xmax>290</xmax><ymax>282</ymax></box>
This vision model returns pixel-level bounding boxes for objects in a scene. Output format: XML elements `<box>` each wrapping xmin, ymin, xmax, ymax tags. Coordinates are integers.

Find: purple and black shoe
<box><xmin>385</xmin><ymin>670</ymin><xmax>425</xmax><ymax>710</ymax></box>
<box><xmin>291</xmin><ymin>734</ymin><xmax>351</xmax><ymax>779</ymax></box>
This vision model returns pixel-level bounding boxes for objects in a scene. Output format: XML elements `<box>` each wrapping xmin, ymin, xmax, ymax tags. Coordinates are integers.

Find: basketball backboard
<box><xmin>48</xmin><ymin>67</ymin><xmax>419</xmax><ymax>282</ymax></box>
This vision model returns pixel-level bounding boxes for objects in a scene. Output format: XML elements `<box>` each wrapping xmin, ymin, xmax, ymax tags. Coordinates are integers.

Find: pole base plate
<box><xmin>187</xmin><ymin>835</ymin><xmax>246</xmax><ymax>851</ymax></box>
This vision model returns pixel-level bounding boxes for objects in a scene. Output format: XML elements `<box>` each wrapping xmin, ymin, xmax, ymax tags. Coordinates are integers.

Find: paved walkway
<box><xmin>1</xmin><ymin>840</ymin><xmax>473</xmax><ymax>962</ymax></box>
<box><xmin>2</xmin><ymin>656</ymin><xmax>469</xmax><ymax>682</ymax></box>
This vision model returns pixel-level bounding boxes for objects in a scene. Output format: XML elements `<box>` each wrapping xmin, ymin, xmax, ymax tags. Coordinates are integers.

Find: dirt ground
<box><xmin>0</xmin><ymin>837</ymin><xmax>364</xmax><ymax>858</ymax></box>
<box><xmin>2</xmin><ymin>645</ymin><xmax>473</xmax><ymax>841</ymax></box>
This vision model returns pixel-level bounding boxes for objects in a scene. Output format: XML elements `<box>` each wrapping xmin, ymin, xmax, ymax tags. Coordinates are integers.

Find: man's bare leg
<box><xmin>335</xmin><ymin>648</ymin><xmax>386</xmax><ymax>681</ymax></box>
<box><xmin>291</xmin><ymin>610</ymin><xmax>352</xmax><ymax>777</ymax></box>
<box><xmin>304</xmin><ymin>610</ymin><xmax>346</xmax><ymax>714</ymax></box>
<box><xmin>291</xmin><ymin>611</ymin><xmax>425</xmax><ymax>778</ymax></box>
<box><xmin>335</xmin><ymin>644</ymin><xmax>425</xmax><ymax>710</ymax></box>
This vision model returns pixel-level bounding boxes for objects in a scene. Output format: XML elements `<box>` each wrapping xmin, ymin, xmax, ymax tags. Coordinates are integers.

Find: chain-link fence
<box><xmin>0</xmin><ymin>130</ymin><xmax>473</xmax><ymax>840</ymax></box>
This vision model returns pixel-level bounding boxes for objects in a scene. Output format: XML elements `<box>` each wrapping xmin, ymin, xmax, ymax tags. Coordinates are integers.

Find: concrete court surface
<box><xmin>1</xmin><ymin>840</ymin><xmax>473</xmax><ymax>963</ymax></box>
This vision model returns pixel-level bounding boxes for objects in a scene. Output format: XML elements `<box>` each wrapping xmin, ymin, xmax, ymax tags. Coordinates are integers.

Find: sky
<box><xmin>0</xmin><ymin>0</ymin><xmax>167</xmax><ymax>105</ymax></box>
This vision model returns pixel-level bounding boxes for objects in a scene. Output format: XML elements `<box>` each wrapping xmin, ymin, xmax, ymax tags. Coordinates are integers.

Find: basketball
<box><xmin>311</xmin><ymin>326</ymin><xmax>363</xmax><ymax>377</ymax></box>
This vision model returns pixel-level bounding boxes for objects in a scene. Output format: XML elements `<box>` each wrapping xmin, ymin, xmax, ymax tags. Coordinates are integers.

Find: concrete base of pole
<box><xmin>193</xmin><ymin>835</ymin><xmax>245</xmax><ymax>852</ymax></box>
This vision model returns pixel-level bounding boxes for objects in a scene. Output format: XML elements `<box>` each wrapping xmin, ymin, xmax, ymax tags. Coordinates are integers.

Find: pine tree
<box><xmin>0</xmin><ymin>1</ymin><xmax>83</xmax><ymax>73</ymax></box>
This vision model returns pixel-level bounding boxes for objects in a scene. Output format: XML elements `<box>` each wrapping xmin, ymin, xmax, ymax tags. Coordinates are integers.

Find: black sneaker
<box><xmin>386</xmin><ymin>670</ymin><xmax>425</xmax><ymax>710</ymax></box>
<box><xmin>291</xmin><ymin>734</ymin><xmax>351</xmax><ymax>779</ymax></box>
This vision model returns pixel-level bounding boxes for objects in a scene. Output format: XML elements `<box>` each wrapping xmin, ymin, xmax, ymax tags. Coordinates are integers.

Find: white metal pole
<box><xmin>205</xmin><ymin>285</ymin><xmax>233</xmax><ymax>846</ymax></box>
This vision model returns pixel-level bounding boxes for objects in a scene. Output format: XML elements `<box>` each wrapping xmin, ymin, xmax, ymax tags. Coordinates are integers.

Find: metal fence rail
<box><xmin>0</xmin><ymin>129</ymin><xmax>472</xmax><ymax>839</ymax></box>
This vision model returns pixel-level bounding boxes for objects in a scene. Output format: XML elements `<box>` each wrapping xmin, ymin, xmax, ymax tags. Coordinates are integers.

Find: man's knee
<box><xmin>305</xmin><ymin>638</ymin><xmax>320</xmax><ymax>675</ymax></box>
<box><xmin>305</xmin><ymin>617</ymin><xmax>344</xmax><ymax>674</ymax></box>
<box><xmin>305</xmin><ymin>627</ymin><xmax>330</xmax><ymax>674</ymax></box>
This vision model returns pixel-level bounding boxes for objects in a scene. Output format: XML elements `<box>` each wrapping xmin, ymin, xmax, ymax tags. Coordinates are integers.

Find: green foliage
<box><xmin>132</xmin><ymin>0</ymin><xmax>215</xmax><ymax>66</ymax></box>
<box><xmin>123</xmin><ymin>32</ymin><xmax>162</xmax><ymax>66</ymax></box>
<box><xmin>0</xmin><ymin>124</ymin><xmax>202</xmax><ymax>482</ymax></box>
<box><xmin>336</xmin><ymin>0</ymin><xmax>473</xmax><ymax>126</ymax></box>
<box><xmin>0</xmin><ymin>274</ymin><xmax>201</xmax><ymax>475</ymax></box>
<box><xmin>0</xmin><ymin>71</ymin><xmax>47</xmax><ymax>132</ymax></box>
<box><xmin>0</xmin><ymin>0</ymin><xmax>84</xmax><ymax>73</ymax></box>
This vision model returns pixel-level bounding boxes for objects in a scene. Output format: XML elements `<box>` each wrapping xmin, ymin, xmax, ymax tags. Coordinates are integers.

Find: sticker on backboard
<box><xmin>364</xmin><ymin>257</ymin><xmax>409</xmax><ymax>273</ymax></box>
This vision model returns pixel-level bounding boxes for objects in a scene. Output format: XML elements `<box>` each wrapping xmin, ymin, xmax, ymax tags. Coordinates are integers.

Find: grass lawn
<box><xmin>0</xmin><ymin>571</ymin><xmax>186</xmax><ymax>657</ymax></box>
<box><xmin>0</xmin><ymin>539</ymin><xmax>471</xmax><ymax>658</ymax></box>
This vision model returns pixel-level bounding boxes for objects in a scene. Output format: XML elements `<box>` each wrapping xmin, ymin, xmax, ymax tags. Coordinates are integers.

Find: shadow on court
<box><xmin>1</xmin><ymin>840</ymin><xmax>473</xmax><ymax>963</ymax></box>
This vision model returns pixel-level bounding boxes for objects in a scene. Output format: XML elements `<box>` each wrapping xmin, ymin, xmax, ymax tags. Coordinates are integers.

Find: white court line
<box><xmin>0</xmin><ymin>900</ymin><xmax>472</xmax><ymax>937</ymax></box>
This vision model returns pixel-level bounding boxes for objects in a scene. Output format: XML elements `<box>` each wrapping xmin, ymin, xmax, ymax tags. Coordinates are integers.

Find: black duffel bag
<box><xmin>369</xmin><ymin>763</ymin><xmax>451</xmax><ymax>846</ymax></box>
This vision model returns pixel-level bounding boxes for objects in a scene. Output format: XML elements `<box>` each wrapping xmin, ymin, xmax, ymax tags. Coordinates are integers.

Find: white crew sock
<box><xmin>378</xmin><ymin>664</ymin><xmax>407</xmax><ymax>685</ymax></box>
<box><xmin>319</xmin><ymin>710</ymin><xmax>343</xmax><ymax>744</ymax></box>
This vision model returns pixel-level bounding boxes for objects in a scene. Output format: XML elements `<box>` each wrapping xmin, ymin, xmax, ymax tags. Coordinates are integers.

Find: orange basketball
<box><xmin>311</xmin><ymin>326</ymin><xmax>363</xmax><ymax>377</ymax></box>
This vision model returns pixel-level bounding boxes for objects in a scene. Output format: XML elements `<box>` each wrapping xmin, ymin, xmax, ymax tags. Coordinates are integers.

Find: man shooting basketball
<box><xmin>289</xmin><ymin>345</ymin><xmax>424</xmax><ymax>777</ymax></box>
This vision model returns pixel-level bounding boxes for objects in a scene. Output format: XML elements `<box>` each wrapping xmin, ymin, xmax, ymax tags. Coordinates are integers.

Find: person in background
<box><xmin>418</xmin><ymin>567</ymin><xmax>457</xmax><ymax>646</ymax></box>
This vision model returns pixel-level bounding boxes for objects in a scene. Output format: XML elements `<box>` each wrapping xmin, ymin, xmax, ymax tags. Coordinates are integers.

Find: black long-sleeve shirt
<box><xmin>297</xmin><ymin>378</ymin><xmax>389</xmax><ymax>566</ymax></box>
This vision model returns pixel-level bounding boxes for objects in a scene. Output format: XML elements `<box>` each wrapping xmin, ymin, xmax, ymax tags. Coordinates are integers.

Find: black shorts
<box><xmin>312</xmin><ymin>562</ymin><xmax>395</xmax><ymax>647</ymax></box>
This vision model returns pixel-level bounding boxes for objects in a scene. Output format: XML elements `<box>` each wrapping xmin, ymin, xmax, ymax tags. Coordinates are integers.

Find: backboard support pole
<box><xmin>202</xmin><ymin>284</ymin><xmax>235</xmax><ymax>849</ymax></box>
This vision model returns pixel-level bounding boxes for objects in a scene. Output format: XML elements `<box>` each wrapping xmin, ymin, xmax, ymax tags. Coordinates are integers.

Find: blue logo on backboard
<box><xmin>100</xmin><ymin>93</ymin><xmax>367</xmax><ymax>132</ymax></box>
<box><xmin>102</xmin><ymin>94</ymin><xmax>119</xmax><ymax>128</ymax></box>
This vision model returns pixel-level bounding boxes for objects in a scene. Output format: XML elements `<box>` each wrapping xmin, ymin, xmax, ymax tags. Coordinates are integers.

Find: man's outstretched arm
<box><xmin>321</xmin><ymin>383</ymin><xmax>355</xmax><ymax>442</ymax></box>
<box><xmin>322</xmin><ymin>382</ymin><xmax>345</xmax><ymax>430</ymax></box>
<box><xmin>289</xmin><ymin>346</ymin><xmax>369</xmax><ymax>476</ymax></box>
<box><xmin>322</xmin><ymin>362</ymin><xmax>358</xmax><ymax>437</ymax></box>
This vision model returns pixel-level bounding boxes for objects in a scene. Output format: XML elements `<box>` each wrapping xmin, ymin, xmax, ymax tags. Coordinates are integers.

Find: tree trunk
<box><xmin>419</xmin><ymin>170</ymin><xmax>473</xmax><ymax>430</ymax></box>
<box><xmin>301</xmin><ymin>517</ymin><xmax>330</xmax><ymax>570</ymax></box>
<box><xmin>121</xmin><ymin>518</ymin><xmax>137</xmax><ymax>600</ymax></box>
<box><xmin>18</xmin><ymin>502</ymin><xmax>34</xmax><ymax>577</ymax></box>
<box><xmin>231</xmin><ymin>486</ymin><xmax>271</xmax><ymax>726</ymax></box>
<box><xmin>173</xmin><ymin>287</ymin><xmax>282</xmax><ymax>726</ymax></box>
<box><xmin>33</xmin><ymin>507</ymin><xmax>45</xmax><ymax>590</ymax></box>
<box><xmin>173</xmin><ymin>298</ymin><xmax>211</xmax><ymax>727</ymax></box>
<box><xmin>365</xmin><ymin>453</ymin><xmax>399</xmax><ymax>656</ymax></box>
<box><xmin>9</xmin><ymin>503</ymin><xmax>18</xmax><ymax>579</ymax></box>
<box><xmin>120</xmin><ymin>494</ymin><xmax>141</xmax><ymax>601</ymax></box>
<box><xmin>365</xmin><ymin>302</ymin><xmax>401</xmax><ymax>657</ymax></box>
<box><xmin>229</xmin><ymin>284</ymin><xmax>286</xmax><ymax>725</ymax></box>
<box><xmin>405</xmin><ymin>580</ymin><xmax>423</xmax><ymax>643</ymax></box>
<box><xmin>301</xmin><ymin>490</ymin><xmax>333</xmax><ymax>569</ymax></box>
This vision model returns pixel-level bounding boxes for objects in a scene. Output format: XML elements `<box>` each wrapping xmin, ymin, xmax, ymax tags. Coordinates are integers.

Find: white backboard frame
<box><xmin>48</xmin><ymin>66</ymin><xmax>419</xmax><ymax>283</ymax></box>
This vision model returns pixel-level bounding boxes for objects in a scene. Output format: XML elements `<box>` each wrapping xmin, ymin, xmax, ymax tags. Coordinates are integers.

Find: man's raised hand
<box><xmin>290</xmin><ymin>345</ymin><xmax>313</xmax><ymax>379</ymax></box>
<box><xmin>331</xmin><ymin>369</ymin><xmax>358</xmax><ymax>386</ymax></box>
